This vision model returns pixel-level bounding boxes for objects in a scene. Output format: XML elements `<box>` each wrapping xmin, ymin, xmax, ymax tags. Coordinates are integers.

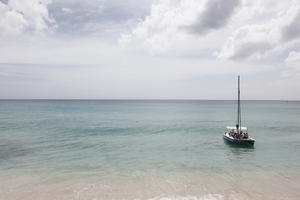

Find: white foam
<box><xmin>148</xmin><ymin>194</ymin><xmax>224</xmax><ymax>200</ymax></box>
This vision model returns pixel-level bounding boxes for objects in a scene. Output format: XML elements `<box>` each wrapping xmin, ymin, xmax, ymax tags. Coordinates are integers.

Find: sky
<box><xmin>0</xmin><ymin>0</ymin><xmax>300</xmax><ymax>100</ymax></box>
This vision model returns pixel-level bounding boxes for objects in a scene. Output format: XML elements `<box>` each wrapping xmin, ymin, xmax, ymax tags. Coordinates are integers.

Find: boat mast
<box><xmin>237</xmin><ymin>75</ymin><xmax>241</xmax><ymax>134</ymax></box>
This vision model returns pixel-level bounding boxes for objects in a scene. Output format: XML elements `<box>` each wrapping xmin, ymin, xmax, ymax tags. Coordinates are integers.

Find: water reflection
<box><xmin>224</xmin><ymin>140</ymin><xmax>256</xmax><ymax>169</ymax></box>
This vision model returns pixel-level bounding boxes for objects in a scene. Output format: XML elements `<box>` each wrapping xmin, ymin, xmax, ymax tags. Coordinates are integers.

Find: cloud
<box><xmin>0</xmin><ymin>0</ymin><xmax>53</xmax><ymax>37</ymax></box>
<box><xmin>61</xmin><ymin>7</ymin><xmax>73</xmax><ymax>13</ymax></box>
<box><xmin>119</xmin><ymin>0</ymin><xmax>241</xmax><ymax>55</ymax></box>
<box><xmin>217</xmin><ymin>0</ymin><xmax>300</xmax><ymax>60</ymax></box>
<box><xmin>0</xmin><ymin>2</ymin><xmax>27</xmax><ymax>35</ymax></box>
<box><xmin>187</xmin><ymin>0</ymin><xmax>240</xmax><ymax>35</ymax></box>
<box><xmin>216</xmin><ymin>24</ymin><xmax>278</xmax><ymax>60</ymax></box>
<box><xmin>119</xmin><ymin>0</ymin><xmax>216</xmax><ymax>54</ymax></box>
<box><xmin>284</xmin><ymin>51</ymin><xmax>300</xmax><ymax>75</ymax></box>
<box><xmin>281</xmin><ymin>8</ymin><xmax>300</xmax><ymax>42</ymax></box>
<box><xmin>49</xmin><ymin>0</ymin><xmax>152</xmax><ymax>37</ymax></box>
<box><xmin>285</xmin><ymin>51</ymin><xmax>300</xmax><ymax>64</ymax></box>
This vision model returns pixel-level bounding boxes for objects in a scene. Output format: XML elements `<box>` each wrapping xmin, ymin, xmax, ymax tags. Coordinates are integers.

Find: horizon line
<box><xmin>0</xmin><ymin>99</ymin><xmax>299</xmax><ymax>101</ymax></box>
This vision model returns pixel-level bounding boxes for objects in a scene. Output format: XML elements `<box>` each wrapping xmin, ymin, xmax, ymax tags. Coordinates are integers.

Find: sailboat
<box><xmin>223</xmin><ymin>76</ymin><xmax>255</xmax><ymax>146</ymax></box>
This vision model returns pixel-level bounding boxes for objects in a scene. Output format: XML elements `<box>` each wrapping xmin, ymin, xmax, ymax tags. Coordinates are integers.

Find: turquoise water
<box><xmin>0</xmin><ymin>100</ymin><xmax>300</xmax><ymax>199</ymax></box>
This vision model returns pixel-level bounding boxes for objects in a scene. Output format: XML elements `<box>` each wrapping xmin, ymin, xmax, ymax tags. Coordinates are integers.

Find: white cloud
<box><xmin>285</xmin><ymin>51</ymin><xmax>300</xmax><ymax>64</ymax></box>
<box><xmin>119</xmin><ymin>0</ymin><xmax>234</xmax><ymax>55</ymax></box>
<box><xmin>0</xmin><ymin>2</ymin><xmax>27</xmax><ymax>35</ymax></box>
<box><xmin>0</xmin><ymin>0</ymin><xmax>53</xmax><ymax>37</ymax></box>
<box><xmin>216</xmin><ymin>24</ymin><xmax>278</xmax><ymax>60</ymax></box>
<box><xmin>49</xmin><ymin>0</ymin><xmax>153</xmax><ymax>37</ymax></box>
<box><xmin>281</xmin><ymin>6</ymin><xmax>300</xmax><ymax>42</ymax></box>
<box><xmin>217</xmin><ymin>0</ymin><xmax>300</xmax><ymax>60</ymax></box>
<box><xmin>187</xmin><ymin>0</ymin><xmax>240</xmax><ymax>35</ymax></box>
<box><xmin>119</xmin><ymin>0</ymin><xmax>300</xmax><ymax>60</ymax></box>
<box><xmin>284</xmin><ymin>51</ymin><xmax>300</xmax><ymax>76</ymax></box>
<box><xmin>61</xmin><ymin>7</ymin><xmax>73</xmax><ymax>13</ymax></box>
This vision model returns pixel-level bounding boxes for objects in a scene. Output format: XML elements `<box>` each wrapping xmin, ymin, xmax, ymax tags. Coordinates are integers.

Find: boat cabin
<box><xmin>226</xmin><ymin>126</ymin><xmax>249</xmax><ymax>139</ymax></box>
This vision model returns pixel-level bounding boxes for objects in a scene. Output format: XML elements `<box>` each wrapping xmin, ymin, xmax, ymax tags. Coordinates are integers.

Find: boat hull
<box><xmin>223</xmin><ymin>133</ymin><xmax>255</xmax><ymax>146</ymax></box>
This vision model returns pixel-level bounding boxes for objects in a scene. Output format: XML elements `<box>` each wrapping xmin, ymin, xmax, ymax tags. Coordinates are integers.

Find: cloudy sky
<box><xmin>0</xmin><ymin>0</ymin><xmax>300</xmax><ymax>99</ymax></box>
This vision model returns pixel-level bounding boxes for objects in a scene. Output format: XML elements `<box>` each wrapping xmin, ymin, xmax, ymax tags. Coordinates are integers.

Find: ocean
<box><xmin>0</xmin><ymin>100</ymin><xmax>299</xmax><ymax>200</ymax></box>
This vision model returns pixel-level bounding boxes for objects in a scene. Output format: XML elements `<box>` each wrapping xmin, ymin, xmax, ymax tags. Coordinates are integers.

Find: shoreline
<box><xmin>0</xmin><ymin>171</ymin><xmax>299</xmax><ymax>200</ymax></box>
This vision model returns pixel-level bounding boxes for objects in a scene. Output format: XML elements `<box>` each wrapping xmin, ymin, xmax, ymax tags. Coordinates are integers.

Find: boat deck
<box><xmin>223</xmin><ymin>132</ymin><xmax>255</xmax><ymax>145</ymax></box>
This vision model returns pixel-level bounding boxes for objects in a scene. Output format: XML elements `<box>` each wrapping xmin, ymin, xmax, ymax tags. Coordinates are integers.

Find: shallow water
<box><xmin>0</xmin><ymin>100</ymin><xmax>299</xmax><ymax>199</ymax></box>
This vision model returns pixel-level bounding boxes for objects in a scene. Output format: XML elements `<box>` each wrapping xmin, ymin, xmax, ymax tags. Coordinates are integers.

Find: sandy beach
<box><xmin>1</xmin><ymin>171</ymin><xmax>299</xmax><ymax>200</ymax></box>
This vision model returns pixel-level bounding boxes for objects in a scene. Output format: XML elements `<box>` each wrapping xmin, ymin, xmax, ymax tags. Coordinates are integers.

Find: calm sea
<box><xmin>0</xmin><ymin>100</ymin><xmax>299</xmax><ymax>200</ymax></box>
